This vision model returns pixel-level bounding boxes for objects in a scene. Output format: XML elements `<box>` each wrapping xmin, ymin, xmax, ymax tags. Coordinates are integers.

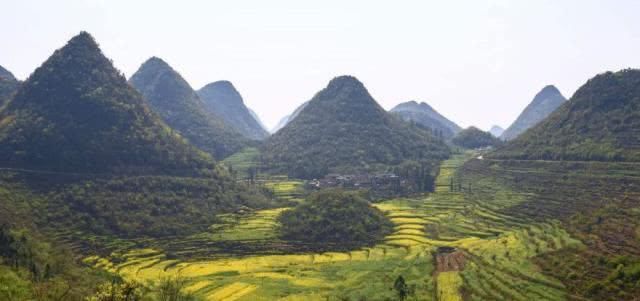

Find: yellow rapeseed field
<box><xmin>86</xmin><ymin>154</ymin><xmax>581</xmax><ymax>301</ymax></box>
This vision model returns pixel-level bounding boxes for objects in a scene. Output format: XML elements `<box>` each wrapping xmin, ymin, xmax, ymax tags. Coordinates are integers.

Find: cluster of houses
<box><xmin>307</xmin><ymin>173</ymin><xmax>403</xmax><ymax>191</ymax></box>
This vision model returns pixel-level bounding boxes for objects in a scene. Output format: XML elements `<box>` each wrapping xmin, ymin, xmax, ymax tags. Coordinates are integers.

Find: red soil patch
<box><xmin>435</xmin><ymin>250</ymin><xmax>466</xmax><ymax>272</ymax></box>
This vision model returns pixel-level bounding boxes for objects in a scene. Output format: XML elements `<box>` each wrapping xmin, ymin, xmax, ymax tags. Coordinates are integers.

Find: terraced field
<box><xmin>86</xmin><ymin>154</ymin><xmax>583</xmax><ymax>300</ymax></box>
<box><xmin>221</xmin><ymin>147</ymin><xmax>261</xmax><ymax>179</ymax></box>
<box><xmin>264</xmin><ymin>180</ymin><xmax>305</xmax><ymax>203</ymax></box>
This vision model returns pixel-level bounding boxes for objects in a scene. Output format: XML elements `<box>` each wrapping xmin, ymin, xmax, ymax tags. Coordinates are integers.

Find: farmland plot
<box><xmin>86</xmin><ymin>154</ymin><xmax>582</xmax><ymax>300</ymax></box>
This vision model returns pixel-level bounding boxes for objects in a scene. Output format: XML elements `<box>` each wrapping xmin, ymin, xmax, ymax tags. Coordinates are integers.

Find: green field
<box><xmin>221</xmin><ymin>147</ymin><xmax>262</xmax><ymax>179</ymax></box>
<box><xmin>85</xmin><ymin>154</ymin><xmax>584</xmax><ymax>300</ymax></box>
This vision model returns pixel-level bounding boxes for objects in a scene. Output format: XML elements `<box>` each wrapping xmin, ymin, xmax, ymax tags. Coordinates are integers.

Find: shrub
<box><xmin>278</xmin><ymin>190</ymin><xmax>393</xmax><ymax>246</ymax></box>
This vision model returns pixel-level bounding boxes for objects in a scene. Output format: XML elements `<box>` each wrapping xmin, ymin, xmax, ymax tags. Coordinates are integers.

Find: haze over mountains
<box><xmin>263</xmin><ymin>75</ymin><xmax>450</xmax><ymax>179</ymax></box>
<box><xmin>271</xmin><ymin>101</ymin><xmax>309</xmax><ymax>133</ymax></box>
<box><xmin>489</xmin><ymin>125</ymin><xmax>504</xmax><ymax>137</ymax></box>
<box><xmin>197</xmin><ymin>81</ymin><xmax>269</xmax><ymax>140</ymax></box>
<box><xmin>390</xmin><ymin>100</ymin><xmax>461</xmax><ymax>139</ymax></box>
<box><xmin>500</xmin><ymin>85</ymin><xmax>567</xmax><ymax>140</ymax></box>
<box><xmin>129</xmin><ymin>57</ymin><xmax>250</xmax><ymax>160</ymax></box>
<box><xmin>493</xmin><ymin>69</ymin><xmax>640</xmax><ymax>161</ymax></box>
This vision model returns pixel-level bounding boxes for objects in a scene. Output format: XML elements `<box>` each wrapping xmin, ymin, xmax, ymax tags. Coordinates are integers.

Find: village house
<box><xmin>308</xmin><ymin>173</ymin><xmax>402</xmax><ymax>191</ymax></box>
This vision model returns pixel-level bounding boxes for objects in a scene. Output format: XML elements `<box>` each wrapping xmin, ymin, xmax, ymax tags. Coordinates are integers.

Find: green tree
<box><xmin>86</xmin><ymin>280</ymin><xmax>147</xmax><ymax>301</ymax></box>
<box><xmin>394</xmin><ymin>275</ymin><xmax>408</xmax><ymax>301</ymax></box>
<box><xmin>156</xmin><ymin>276</ymin><xmax>198</xmax><ymax>301</ymax></box>
<box><xmin>278</xmin><ymin>190</ymin><xmax>393</xmax><ymax>247</ymax></box>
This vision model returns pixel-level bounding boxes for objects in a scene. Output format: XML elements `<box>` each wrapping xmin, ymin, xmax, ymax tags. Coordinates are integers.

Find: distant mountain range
<box><xmin>249</xmin><ymin>108</ymin><xmax>268</xmax><ymax>133</ymax></box>
<box><xmin>390</xmin><ymin>101</ymin><xmax>461</xmax><ymax>139</ymax></box>
<box><xmin>271</xmin><ymin>101</ymin><xmax>309</xmax><ymax>133</ymax></box>
<box><xmin>197</xmin><ymin>81</ymin><xmax>269</xmax><ymax>140</ymax></box>
<box><xmin>0</xmin><ymin>65</ymin><xmax>19</xmax><ymax>107</ymax></box>
<box><xmin>452</xmin><ymin>126</ymin><xmax>503</xmax><ymax>149</ymax></box>
<box><xmin>489</xmin><ymin>125</ymin><xmax>504</xmax><ymax>138</ymax></box>
<box><xmin>492</xmin><ymin>69</ymin><xmax>640</xmax><ymax>161</ymax></box>
<box><xmin>263</xmin><ymin>76</ymin><xmax>450</xmax><ymax>179</ymax></box>
<box><xmin>500</xmin><ymin>85</ymin><xmax>566</xmax><ymax>140</ymax></box>
<box><xmin>129</xmin><ymin>57</ymin><xmax>249</xmax><ymax>160</ymax></box>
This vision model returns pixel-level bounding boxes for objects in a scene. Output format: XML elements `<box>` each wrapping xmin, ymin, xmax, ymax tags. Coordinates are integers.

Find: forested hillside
<box><xmin>452</xmin><ymin>126</ymin><xmax>503</xmax><ymax>149</ymax></box>
<box><xmin>279</xmin><ymin>190</ymin><xmax>393</xmax><ymax>248</ymax></box>
<box><xmin>263</xmin><ymin>76</ymin><xmax>450</xmax><ymax>179</ymax></box>
<box><xmin>0</xmin><ymin>33</ymin><xmax>214</xmax><ymax>175</ymax></box>
<box><xmin>197</xmin><ymin>81</ymin><xmax>269</xmax><ymax>140</ymax></box>
<box><xmin>492</xmin><ymin>69</ymin><xmax>640</xmax><ymax>161</ymax></box>
<box><xmin>130</xmin><ymin>57</ymin><xmax>250</xmax><ymax>160</ymax></box>
<box><xmin>0</xmin><ymin>32</ymin><xmax>279</xmax><ymax>300</ymax></box>
<box><xmin>0</xmin><ymin>32</ymin><xmax>280</xmax><ymax>236</ymax></box>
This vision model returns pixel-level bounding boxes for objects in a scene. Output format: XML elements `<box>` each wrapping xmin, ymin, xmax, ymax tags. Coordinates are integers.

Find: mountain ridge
<box><xmin>272</xmin><ymin>101</ymin><xmax>309</xmax><ymax>133</ymax></box>
<box><xmin>500</xmin><ymin>85</ymin><xmax>567</xmax><ymax>140</ymax></box>
<box><xmin>129</xmin><ymin>57</ymin><xmax>250</xmax><ymax>159</ymax></box>
<box><xmin>0</xmin><ymin>32</ymin><xmax>214</xmax><ymax>174</ymax></box>
<box><xmin>197</xmin><ymin>80</ymin><xmax>269</xmax><ymax>140</ymax></box>
<box><xmin>390</xmin><ymin>100</ymin><xmax>461</xmax><ymax>139</ymax></box>
<box><xmin>492</xmin><ymin>69</ymin><xmax>640</xmax><ymax>161</ymax></box>
<box><xmin>263</xmin><ymin>75</ymin><xmax>450</xmax><ymax>179</ymax></box>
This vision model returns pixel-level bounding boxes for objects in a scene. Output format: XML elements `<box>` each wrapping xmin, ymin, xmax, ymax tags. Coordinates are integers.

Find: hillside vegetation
<box><xmin>0</xmin><ymin>32</ymin><xmax>278</xmax><ymax>301</ymax></box>
<box><xmin>0</xmin><ymin>32</ymin><xmax>214</xmax><ymax>175</ymax></box>
<box><xmin>0</xmin><ymin>32</ymin><xmax>280</xmax><ymax>239</ymax></box>
<box><xmin>461</xmin><ymin>158</ymin><xmax>640</xmax><ymax>300</ymax></box>
<box><xmin>501</xmin><ymin>85</ymin><xmax>566</xmax><ymax>141</ymax></box>
<box><xmin>0</xmin><ymin>65</ymin><xmax>19</xmax><ymax>107</ymax></box>
<box><xmin>82</xmin><ymin>154</ymin><xmax>585</xmax><ymax>301</ymax></box>
<box><xmin>493</xmin><ymin>69</ymin><xmax>640</xmax><ymax>161</ymax></box>
<box><xmin>130</xmin><ymin>57</ymin><xmax>250</xmax><ymax>160</ymax></box>
<box><xmin>263</xmin><ymin>76</ymin><xmax>450</xmax><ymax>179</ymax></box>
<box><xmin>452</xmin><ymin>126</ymin><xmax>503</xmax><ymax>149</ymax></box>
<box><xmin>3</xmin><ymin>29</ymin><xmax>640</xmax><ymax>301</ymax></box>
<box><xmin>278</xmin><ymin>190</ymin><xmax>393</xmax><ymax>248</ymax></box>
<box><xmin>197</xmin><ymin>81</ymin><xmax>269</xmax><ymax>140</ymax></box>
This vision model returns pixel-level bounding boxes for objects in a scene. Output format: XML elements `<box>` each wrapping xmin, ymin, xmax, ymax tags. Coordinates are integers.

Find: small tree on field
<box><xmin>394</xmin><ymin>275</ymin><xmax>408</xmax><ymax>301</ymax></box>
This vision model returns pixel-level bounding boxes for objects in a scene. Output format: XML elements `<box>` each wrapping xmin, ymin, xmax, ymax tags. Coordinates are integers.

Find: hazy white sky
<box><xmin>2</xmin><ymin>0</ymin><xmax>640</xmax><ymax>130</ymax></box>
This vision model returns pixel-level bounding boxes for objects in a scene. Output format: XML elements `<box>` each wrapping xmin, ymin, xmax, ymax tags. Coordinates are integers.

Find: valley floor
<box><xmin>86</xmin><ymin>154</ymin><xmax>585</xmax><ymax>301</ymax></box>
